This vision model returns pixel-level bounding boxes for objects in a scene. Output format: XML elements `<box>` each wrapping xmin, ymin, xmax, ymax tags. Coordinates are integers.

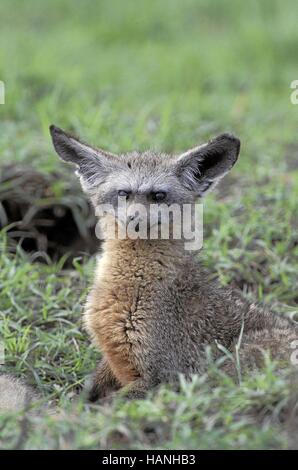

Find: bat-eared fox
<box><xmin>1</xmin><ymin>126</ymin><xmax>297</xmax><ymax>409</ymax></box>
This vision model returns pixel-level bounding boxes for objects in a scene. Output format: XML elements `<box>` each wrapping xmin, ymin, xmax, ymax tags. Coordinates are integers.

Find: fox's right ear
<box><xmin>175</xmin><ymin>133</ymin><xmax>240</xmax><ymax>197</ymax></box>
<box><xmin>49</xmin><ymin>125</ymin><xmax>118</xmax><ymax>193</ymax></box>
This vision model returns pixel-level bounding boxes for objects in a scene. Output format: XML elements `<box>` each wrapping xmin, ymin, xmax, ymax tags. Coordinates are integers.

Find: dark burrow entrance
<box><xmin>0</xmin><ymin>164</ymin><xmax>98</xmax><ymax>265</ymax></box>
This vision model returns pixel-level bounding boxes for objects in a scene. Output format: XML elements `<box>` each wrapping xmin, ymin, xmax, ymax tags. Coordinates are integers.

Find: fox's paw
<box><xmin>83</xmin><ymin>358</ymin><xmax>121</xmax><ymax>403</ymax></box>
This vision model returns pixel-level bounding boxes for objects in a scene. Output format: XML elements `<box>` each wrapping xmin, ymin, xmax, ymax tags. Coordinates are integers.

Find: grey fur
<box><xmin>0</xmin><ymin>374</ymin><xmax>37</xmax><ymax>412</ymax></box>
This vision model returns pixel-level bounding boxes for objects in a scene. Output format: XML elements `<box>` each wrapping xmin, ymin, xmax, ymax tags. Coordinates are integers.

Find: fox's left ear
<box><xmin>49</xmin><ymin>125</ymin><xmax>119</xmax><ymax>195</ymax></box>
<box><xmin>175</xmin><ymin>133</ymin><xmax>240</xmax><ymax>196</ymax></box>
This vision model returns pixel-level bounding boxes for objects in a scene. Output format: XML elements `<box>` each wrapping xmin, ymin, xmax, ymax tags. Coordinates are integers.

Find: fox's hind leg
<box><xmin>86</xmin><ymin>357</ymin><xmax>121</xmax><ymax>402</ymax></box>
<box><xmin>221</xmin><ymin>326</ymin><xmax>298</xmax><ymax>378</ymax></box>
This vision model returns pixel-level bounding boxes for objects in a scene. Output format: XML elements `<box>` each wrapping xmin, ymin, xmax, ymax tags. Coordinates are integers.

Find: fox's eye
<box><xmin>118</xmin><ymin>190</ymin><xmax>130</xmax><ymax>198</ymax></box>
<box><xmin>151</xmin><ymin>191</ymin><xmax>166</xmax><ymax>202</ymax></box>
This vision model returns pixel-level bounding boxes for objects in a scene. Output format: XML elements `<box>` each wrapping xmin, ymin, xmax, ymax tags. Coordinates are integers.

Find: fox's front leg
<box><xmin>86</xmin><ymin>357</ymin><xmax>121</xmax><ymax>402</ymax></box>
<box><xmin>118</xmin><ymin>377</ymin><xmax>160</xmax><ymax>400</ymax></box>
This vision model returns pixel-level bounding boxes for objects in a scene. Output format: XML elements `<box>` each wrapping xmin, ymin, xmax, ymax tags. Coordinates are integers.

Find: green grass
<box><xmin>0</xmin><ymin>0</ymin><xmax>298</xmax><ymax>449</ymax></box>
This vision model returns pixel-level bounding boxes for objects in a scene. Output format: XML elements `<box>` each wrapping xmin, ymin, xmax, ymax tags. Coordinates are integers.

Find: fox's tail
<box><xmin>0</xmin><ymin>374</ymin><xmax>38</xmax><ymax>412</ymax></box>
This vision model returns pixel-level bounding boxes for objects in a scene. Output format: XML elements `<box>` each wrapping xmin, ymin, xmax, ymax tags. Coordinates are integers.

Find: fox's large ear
<box><xmin>49</xmin><ymin>125</ymin><xmax>118</xmax><ymax>194</ymax></box>
<box><xmin>175</xmin><ymin>133</ymin><xmax>240</xmax><ymax>196</ymax></box>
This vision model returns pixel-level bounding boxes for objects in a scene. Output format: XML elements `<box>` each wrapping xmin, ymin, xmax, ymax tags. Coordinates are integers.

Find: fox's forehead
<box><xmin>119</xmin><ymin>150</ymin><xmax>176</xmax><ymax>170</ymax></box>
<box><xmin>107</xmin><ymin>151</ymin><xmax>177</xmax><ymax>192</ymax></box>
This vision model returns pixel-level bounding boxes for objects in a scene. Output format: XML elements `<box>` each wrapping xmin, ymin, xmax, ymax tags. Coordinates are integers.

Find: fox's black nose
<box><xmin>128</xmin><ymin>210</ymin><xmax>140</xmax><ymax>222</ymax></box>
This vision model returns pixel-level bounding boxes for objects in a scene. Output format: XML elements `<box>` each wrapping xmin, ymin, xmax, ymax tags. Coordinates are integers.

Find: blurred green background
<box><xmin>0</xmin><ymin>0</ymin><xmax>298</xmax><ymax>170</ymax></box>
<box><xmin>0</xmin><ymin>0</ymin><xmax>298</xmax><ymax>450</ymax></box>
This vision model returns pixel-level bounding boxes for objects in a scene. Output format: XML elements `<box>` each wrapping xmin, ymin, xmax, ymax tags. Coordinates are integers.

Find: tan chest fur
<box><xmin>84</xmin><ymin>239</ymin><xmax>180</xmax><ymax>385</ymax></box>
